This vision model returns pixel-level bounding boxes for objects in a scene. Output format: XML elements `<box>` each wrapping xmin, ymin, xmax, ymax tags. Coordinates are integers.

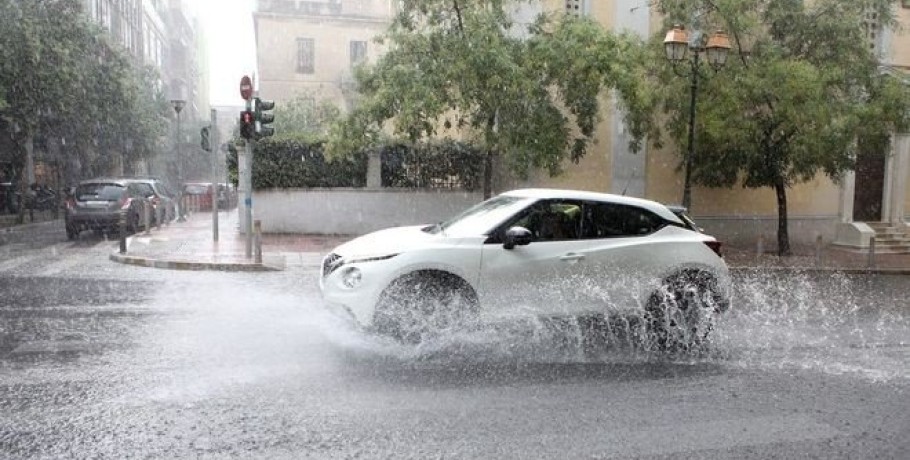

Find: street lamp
<box><xmin>663</xmin><ymin>25</ymin><xmax>731</xmax><ymax>209</ymax></box>
<box><xmin>170</xmin><ymin>99</ymin><xmax>186</xmax><ymax>222</ymax></box>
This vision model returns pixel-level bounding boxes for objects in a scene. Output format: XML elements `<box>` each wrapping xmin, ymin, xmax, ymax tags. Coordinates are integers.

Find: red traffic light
<box><xmin>239</xmin><ymin>110</ymin><xmax>255</xmax><ymax>139</ymax></box>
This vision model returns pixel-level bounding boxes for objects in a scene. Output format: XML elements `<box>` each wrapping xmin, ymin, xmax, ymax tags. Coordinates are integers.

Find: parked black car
<box><xmin>64</xmin><ymin>178</ymin><xmax>152</xmax><ymax>239</ymax></box>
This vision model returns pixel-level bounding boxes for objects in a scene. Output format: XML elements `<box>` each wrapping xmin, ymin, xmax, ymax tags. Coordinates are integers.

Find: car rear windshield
<box><xmin>184</xmin><ymin>184</ymin><xmax>209</xmax><ymax>194</ymax></box>
<box><xmin>75</xmin><ymin>183</ymin><xmax>125</xmax><ymax>201</ymax></box>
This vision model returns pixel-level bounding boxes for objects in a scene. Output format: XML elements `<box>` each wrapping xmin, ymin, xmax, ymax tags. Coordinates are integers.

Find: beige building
<box><xmin>252</xmin><ymin>0</ymin><xmax>910</xmax><ymax>249</ymax></box>
<box><xmin>253</xmin><ymin>0</ymin><xmax>395</xmax><ymax>110</ymax></box>
<box><xmin>516</xmin><ymin>1</ymin><xmax>910</xmax><ymax>250</ymax></box>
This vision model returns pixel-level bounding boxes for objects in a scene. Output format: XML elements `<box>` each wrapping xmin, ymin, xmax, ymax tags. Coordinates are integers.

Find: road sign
<box><xmin>240</xmin><ymin>75</ymin><xmax>253</xmax><ymax>101</ymax></box>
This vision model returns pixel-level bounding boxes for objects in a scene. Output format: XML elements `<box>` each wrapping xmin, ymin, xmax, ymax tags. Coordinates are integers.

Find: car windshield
<box><xmin>74</xmin><ymin>184</ymin><xmax>124</xmax><ymax>201</ymax></box>
<box><xmin>433</xmin><ymin>195</ymin><xmax>534</xmax><ymax>237</ymax></box>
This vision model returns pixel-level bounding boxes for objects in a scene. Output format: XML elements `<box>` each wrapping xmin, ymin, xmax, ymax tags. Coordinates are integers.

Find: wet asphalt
<box><xmin>0</xmin><ymin>238</ymin><xmax>909</xmax><ymax>459</ymax></box>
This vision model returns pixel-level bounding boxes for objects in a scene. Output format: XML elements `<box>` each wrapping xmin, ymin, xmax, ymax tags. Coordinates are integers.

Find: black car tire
<box><xmin>644</xmin><ymin>270</ymin><xmax>720</xmax><ymax>352</ymax></box>
<box><xmin>373</xmin><ymin>271</ymin><xmax>478</xmax><ymax>345</ymax></box>
<box><xmin>65</xmin><ymin>224</ymin><xmax>79</xmax><ymax>240</ymax></box>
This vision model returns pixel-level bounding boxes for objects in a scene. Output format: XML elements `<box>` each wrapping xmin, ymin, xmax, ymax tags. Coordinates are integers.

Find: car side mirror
<box><xmin>504</xmin><ymin>226</ymin><xmax>533</xmax><ymax>250</ymax></box>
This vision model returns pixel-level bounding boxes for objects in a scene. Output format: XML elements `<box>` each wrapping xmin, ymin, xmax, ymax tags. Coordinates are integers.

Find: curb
<box><xmin>109</xmin><ymin>252</ymin><xmax>281</xmax><ymax>272</ymax></box>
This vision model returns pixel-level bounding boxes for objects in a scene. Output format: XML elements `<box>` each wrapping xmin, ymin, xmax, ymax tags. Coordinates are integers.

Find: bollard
<box><xmin>118</xmin><ymin>209</ymin><xmax>127</xmax><ymax>254</ymax></box>
<box><xmin>756</xmin><ymin>233</ymin><xmax>765</xmax><ymax>257</ymax></box>
<box><xmin>254</xmin><ymin>220</ymin><xmax>262</xmax><ymax>264</ymax></box>
<box><xmin>144</xmin><ymin>200</ymin><xmax>151</xmax><ymax>235</ymax></box>
<box><xmin>867</xmin><ymin>236</ymin><xmax>876</xmax><ymax>270</ymax></box>
<box><xmin>814</xmin><ymin>234</ymin><xmax>823</xmax><ymax>268</ymax></box>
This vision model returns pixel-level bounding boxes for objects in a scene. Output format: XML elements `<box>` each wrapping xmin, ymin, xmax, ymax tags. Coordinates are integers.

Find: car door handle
<box><xmin>559</xmin><ymin>253</ymin><xmax>585</xmax><ymax>262</ymax></box>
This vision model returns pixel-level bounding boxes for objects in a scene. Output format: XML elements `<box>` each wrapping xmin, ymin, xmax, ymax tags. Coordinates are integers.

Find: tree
<box><xmin>0</xmin><ymin>0</ymin><xmax>169</xmax><ymax>221</ymax></box>
<box><xmin>328</xmin><ymin>0</ymin><xmax>652</xmax><ymax>198</ymax></box>
<box><xmin>648</xmin><ymin>0</ymin><xmax>910</xmax><ymax>255</ymax></box>
<box><xmin>272</xmin><ymin>91</ymin><xmax>341</xmax><ymax>140</ymax></box>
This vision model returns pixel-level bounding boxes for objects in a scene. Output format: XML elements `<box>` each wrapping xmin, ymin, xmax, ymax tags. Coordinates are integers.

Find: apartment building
<box><xmin>253</xmin><ymin>0</ymin><xmax>395</xmax><ymax>110</ymax></box>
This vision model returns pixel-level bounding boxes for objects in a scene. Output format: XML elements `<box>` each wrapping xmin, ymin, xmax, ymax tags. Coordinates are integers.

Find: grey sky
<box><xmin>186</xmin><ymin>0</ymin><xmax>258</xmax><ymax>106</ymax></box>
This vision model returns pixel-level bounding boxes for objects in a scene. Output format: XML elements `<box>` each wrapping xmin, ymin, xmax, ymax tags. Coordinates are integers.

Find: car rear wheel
<box><xmin>644</xmin><ymin>270</ymin><xmax>720</xmax><ymax>352</ymax></box>
<box><xmin>372</xmin><ymin>271</ymin><xmax>478</xmax><ymax>345</ymax></box>
<box><xmin>65</xmin><ymin>224</ymin><xmax>79</xmax><ymax>240</ymax></box>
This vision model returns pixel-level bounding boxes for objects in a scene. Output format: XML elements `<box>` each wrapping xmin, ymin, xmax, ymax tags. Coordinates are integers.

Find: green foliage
<box><xmin>0</xmin><ymin>0</ymin><xmax>169</xmax><ymax>176</ymax></box>
<box><xmin>227</xmin><ymin>138</ymin><xmax>368</xmax><ymax>189</ymax></box>
<box><xmin>381</xmin><ymin>139</ymin><xmax>484</xmax><ymax>190</ymax></box>
<box><xmin>328</xmin><ymin>1</ymin><xmax>652</xmax><ymax>194</ymax></box>
<box><xmin>272</xmin><ymin>91</ymin><xmax>342</xmax><ymax>140</ymax></box>
<box><xmin>227</xmin><ymin>137</ymin><xmax>483</xmax><ymax>190</ymax></box>
<box><xmin>647</xmin><ymin>0</ymin><xmax>910</xmax><ymax>254</ymax></box>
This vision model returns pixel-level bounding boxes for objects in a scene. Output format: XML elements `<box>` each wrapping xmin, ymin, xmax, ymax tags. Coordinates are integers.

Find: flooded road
<box><xmin>1</xmin><ymin>244</ymin><xmax>908</xmax><ymax>458</ymax></box>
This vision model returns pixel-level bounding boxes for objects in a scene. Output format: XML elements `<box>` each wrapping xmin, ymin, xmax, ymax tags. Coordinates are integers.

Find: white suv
<box><xmin>320</xmin><ymin>189</ymin><xmax>731</xmax><ymax>348</ymax></box>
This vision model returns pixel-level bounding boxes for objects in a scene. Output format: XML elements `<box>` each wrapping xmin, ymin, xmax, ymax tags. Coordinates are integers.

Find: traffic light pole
<box><xmin>245</xmin><ymin>138</ymin><xmax>253</xmax><ymax>259</ymax></box>
<box><xmin>211</xmin><ymin>109</ymin><xmax>219</xmax><ymax>242</ymax></box>
<box><xmin>238</xmin><ymin>99</ymin><xmax>252</xmax><ymax>238</ymax></box>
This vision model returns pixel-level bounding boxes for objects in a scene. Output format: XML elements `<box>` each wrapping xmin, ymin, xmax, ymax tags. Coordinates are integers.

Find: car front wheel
<box><xmin>372</xmin><ymin>271</ymin><xmax>478</xmax><ymax>345</ymax></box>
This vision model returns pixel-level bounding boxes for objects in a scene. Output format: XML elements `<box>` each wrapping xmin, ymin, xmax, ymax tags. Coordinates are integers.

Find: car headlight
<box><xmin>340</xmin><ymin>267</ymin><xmax>362</xmax><ymax>289</ymax></box>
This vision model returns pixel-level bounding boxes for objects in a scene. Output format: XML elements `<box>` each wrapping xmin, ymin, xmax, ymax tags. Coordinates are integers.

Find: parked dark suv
<box><xmin>64</xmin><ymin>178</ymin><xmax>153</xmax><ymax>239</ymax></box>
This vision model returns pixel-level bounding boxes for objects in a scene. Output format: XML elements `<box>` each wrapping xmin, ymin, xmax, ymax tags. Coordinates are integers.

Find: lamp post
<box><xmin>663</xmin><ymin>25</ymin><xmax>731</xmax><ymax>209</ymax></box>
<box><xmin>170</xmin><ymin>99</ymin><xmax>186</xmax><ymax>222</ymax></box>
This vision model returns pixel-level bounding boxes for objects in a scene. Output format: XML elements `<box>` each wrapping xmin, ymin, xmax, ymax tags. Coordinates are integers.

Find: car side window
<box><xmin>580</xmin><ymin>202</ymin><xmax>664</xmax><ymax>238</ymax></box>
<box><xmin>509</xmin><ymin>200</ymin><xmax>582</xmax><ymax>242</ymax></box>
<box><xmin>136</xmin><ymin>183</ymin><xmax>155</xmax><ymax>198</ymax></box>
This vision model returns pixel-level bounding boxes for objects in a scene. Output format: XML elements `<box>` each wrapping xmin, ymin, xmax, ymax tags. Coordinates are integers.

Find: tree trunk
<box><xmin>774</xmin><ymin>177</ymin><xmax>791</xmax><ymax>256</ymax></box>
<box><xmin>16</xmin><ymin>133</ymin><xmax>35</xmax><ymax>224</ymax></box>
<box><xmin>483</xmin><ymin>149</ymin><xmax>493</xmax><ymax>199</ymax></box>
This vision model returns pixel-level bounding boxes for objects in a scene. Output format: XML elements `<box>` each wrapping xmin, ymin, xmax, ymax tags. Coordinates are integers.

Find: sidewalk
<box><xmin>109</xmin><ymin>210</ymin><xmax>351</xmax><ymax>272</ymax></box>
<box><xmin>108</xmin><ymin>211</ymin><xmax>910</xmax><ymax>274</ymax></box>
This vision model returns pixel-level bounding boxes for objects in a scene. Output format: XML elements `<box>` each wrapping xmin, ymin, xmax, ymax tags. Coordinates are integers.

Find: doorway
<box><xmin>852</xmin><ymin>137</ymin><xmax>887</xmax><ymax>222</ymax></box>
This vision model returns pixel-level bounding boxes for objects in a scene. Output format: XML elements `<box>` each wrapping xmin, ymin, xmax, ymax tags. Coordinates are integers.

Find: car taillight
<box><xmin>151</xmin><ymin>196</ymin><xmax>160</xmax><ymax>206</ymax></box>
<box><xmin>65</xmin><ymin>198</ymin><xmax>76</xmax><ymax>210</ymax></box>
<box><xmin>120</xmin><ymin>196</ymin><xmax>131</xmax><ymax>209</ymax></box>
<box><xmin>704</xmin><ymin>240</ymin><xmax>723</xmax><ymax>257</ymax></box>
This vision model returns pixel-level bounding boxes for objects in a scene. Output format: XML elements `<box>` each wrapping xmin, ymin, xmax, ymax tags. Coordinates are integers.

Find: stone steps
<box><xmin>866</xmin><ymin>222</ymin><xmax>910</xmax><ymax>254</ymax></box>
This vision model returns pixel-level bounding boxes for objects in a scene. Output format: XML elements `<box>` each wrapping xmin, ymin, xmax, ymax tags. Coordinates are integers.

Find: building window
<box><xmin>863</xmin><ymin>9</ymin><xmax>882</xmax><ymax>55</ymax></box>
<box><xmin>350</xmin><ymin>40</ymin><xmax>367</xmax><ymax>67</ymax></box>
<box><xmin>565</xmin><ymin>0</ymin><xmax>585</xmax><ymax>16</ymax></box>
<box><xmin>297</xmin><ymin>38</ymin><xmax>315</xmax><ymax>74</ymax></box>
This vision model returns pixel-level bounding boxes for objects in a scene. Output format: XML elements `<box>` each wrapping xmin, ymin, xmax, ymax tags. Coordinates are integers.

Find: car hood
<box><xmin>332</xmin><ymin>225</ymin><xmax>439</xmax><ymax>258</ymax></box>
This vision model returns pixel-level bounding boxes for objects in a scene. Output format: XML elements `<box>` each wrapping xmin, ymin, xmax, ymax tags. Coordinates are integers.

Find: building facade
<box><xmin>251</xmin><ymin>0</ymin><xmax>910</xmax><ymax>248</ymax></box>
<box><xmin>253</xmin><ymin>0</ymin><xmax>395</xmax><ymax>110</ymax></box>
<box><xmin>521</xmin><ymin>0</ymin><xmax>910</xmax><ymax>249</ymax></box>
<box><xmin>81</xmin><ymin>0</ymin><xmax>209</xmax><ymax>182</ymax></box>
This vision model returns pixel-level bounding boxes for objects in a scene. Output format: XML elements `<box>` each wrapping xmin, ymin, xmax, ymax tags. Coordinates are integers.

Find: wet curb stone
<box><xmin>109</xmin><ymin>253</ymin><xmax>280</xmax><ymax>272</ymax></box>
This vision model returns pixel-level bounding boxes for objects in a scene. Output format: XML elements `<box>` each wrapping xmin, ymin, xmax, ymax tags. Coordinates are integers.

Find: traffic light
<box><xmin>239</xmin><ymin>110</ymin><xmax>254</xmax><ymax>139</ymax></box>
<box><xmin>254</xmin><ymin>97</ymin><xmax>275</xmax><ymax>138</ymax></box>
<box><xmin>200</xmin><ymin>126</ymin><xmax>211</xmax><ymax>152</ymax></box>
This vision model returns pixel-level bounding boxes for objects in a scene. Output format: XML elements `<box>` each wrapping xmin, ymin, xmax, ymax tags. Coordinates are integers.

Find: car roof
<box><xmin>78</xmin><ymin>178</ymin><xmax>130</xmax><ymax>186</ymax></box>
<box><xmin>502</xmin><ymin>188</ymin><xmax>684</xmax><ymax>224</ymax></box>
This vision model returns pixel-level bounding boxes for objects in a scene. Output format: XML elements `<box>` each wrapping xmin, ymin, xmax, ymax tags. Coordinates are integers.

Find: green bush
<box><xmin>228</xmin><ymin>137</ymin><xmax>482</xmax><ymax>190</ymax></box>
<box><xmin>381</xmin><ymin>139</ymin><xmax>484</xmax><ymax>190</ymax></box>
